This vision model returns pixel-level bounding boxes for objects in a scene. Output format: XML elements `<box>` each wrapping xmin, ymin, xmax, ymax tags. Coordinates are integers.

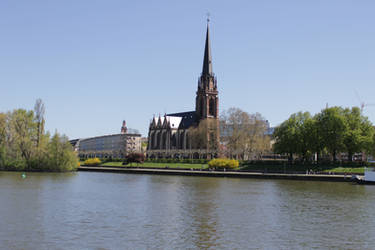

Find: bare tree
<box><xmin>220</xmin><ymin>108</ymin><xmax>271</xmax><ymax>160</ymax></box>
<box><xmin>34</xmin><ymin>98</ymin><xmax>45</xmax><ymax>148</ymax></box>
<box><xmin>189</xmin><ymin>119</ymin><xmax>219</xmax><ymax>155</ymax></box>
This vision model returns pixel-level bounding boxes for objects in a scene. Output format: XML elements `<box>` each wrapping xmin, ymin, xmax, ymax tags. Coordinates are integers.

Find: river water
<box><xmin>0</xmin><ymin>171</ymin><xmax>374</xmax><ymax>249</ymax></box>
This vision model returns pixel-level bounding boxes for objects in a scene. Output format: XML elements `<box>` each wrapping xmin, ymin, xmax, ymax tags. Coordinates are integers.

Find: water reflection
<box><xmin>1</xmin><ymin>172</ymin><xmax>375</xmax><ymax>249</ymax></box>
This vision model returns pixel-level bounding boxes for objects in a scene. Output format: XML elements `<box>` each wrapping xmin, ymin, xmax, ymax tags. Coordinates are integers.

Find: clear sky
<box><xmin>1</xmin><ymin>0</ymin><xmax>375</xmax><ymax>139</ymax></box>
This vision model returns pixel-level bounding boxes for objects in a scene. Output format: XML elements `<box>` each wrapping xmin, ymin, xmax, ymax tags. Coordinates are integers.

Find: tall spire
<box><xmin>202</xmin><ymin>18</ymin><xmax>213</xmax><ymax>76</ymax></box>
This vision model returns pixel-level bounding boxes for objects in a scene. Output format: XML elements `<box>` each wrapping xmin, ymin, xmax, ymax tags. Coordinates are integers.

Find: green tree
<box><xmin>303</xmin><ymin>115</ymin><xmax>323</xmax><ymax>163</ymax></box>
<box><xmin>316</xmin><ymin>107</ymin><xmax>346</xmax><ymax>161</ymax></box>
<box><xmin>294</xmin><ymin>112</ymin><xmax>314</xmax><ymax>162</ymax></box>
<box><xmin>343</xmin><ymin>107</ymin><xmax>374</xmax><ymax>161</ymax></box>
<box><xmin>0</xmin><ymin>100</ymin><xmax>78</xmax><ymax>172</ymax></box>
<box><xmin>46</xmin><ymin>132</ymin><xmax>78</xmax><ymax>171</ymax></box>
<box><xmin>0</xmin><ymin>113</ymin><xmax>7</xmax><ymax>168</ymax></box>
<box><xmin>273</xmin><ymin>113</ymin><xmax>300</xmax><ymax>162</ymax></box>
<box><xmin>9</xmin><ymin>109</ymin><xmax>37</xmax><ymax>169</ymax></box>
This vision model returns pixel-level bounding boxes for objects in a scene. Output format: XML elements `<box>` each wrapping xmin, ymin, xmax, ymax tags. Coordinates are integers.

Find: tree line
<box><xmin>273</xmin><ymin>106</ymin><xmax>375</xmax><ymax>163</ymax></box>
<box><xmin>0</xmin><ymin>99</ymin><xmax>78</xmax><ymax>171</ymax></box>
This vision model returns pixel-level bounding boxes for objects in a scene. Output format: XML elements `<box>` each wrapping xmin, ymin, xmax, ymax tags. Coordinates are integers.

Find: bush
<box><xmin>84</xmin><ymin>158</ymin><xmax>101</xmax><ymax>166</ymax></box>
<box><xmin>123</xmin><ymin>153</ymin><xmax>145</xmax><ymax>165</ymax></box>
<box><xmin>208</xmin><ymin>158</ymin><xmax>239</xmax><ymax>169</ymax></box>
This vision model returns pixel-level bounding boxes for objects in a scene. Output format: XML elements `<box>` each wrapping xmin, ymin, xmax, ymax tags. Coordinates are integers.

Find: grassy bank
<box><xmin>241</xmin><ymin>164</ymin><xmax>365</xmax><ymax>174</ymax></box>
<box><xmin>80</xmin><ymin>161</ymin><xmax>367</xmax><ymax>174</ymax></box>
<box><xmin>322</xmin><ymin>167</ymin><xmax>365</xmax><ymax>174</ymax></box>
<box><xmin>83</xmin><ymin>161</ymin><xmax>209</xmax><ymax>169</ymax></box>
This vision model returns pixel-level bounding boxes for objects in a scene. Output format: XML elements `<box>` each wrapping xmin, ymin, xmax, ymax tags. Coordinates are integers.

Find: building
<box><xmin>74</xmin><ymin>120</ymin><xmax>142</xmax><ymax>159</ymax></box>
<box><xmin>146</xmin><ymin>21</ymin><xmax>219</xmax><ymax>159</ymax></box>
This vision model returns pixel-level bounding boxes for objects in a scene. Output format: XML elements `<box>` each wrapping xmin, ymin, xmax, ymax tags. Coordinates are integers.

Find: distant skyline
<box><xmin>1</xmin><ymin>0</ymin><xmax>375</xmax><ymax>138</ymax></box>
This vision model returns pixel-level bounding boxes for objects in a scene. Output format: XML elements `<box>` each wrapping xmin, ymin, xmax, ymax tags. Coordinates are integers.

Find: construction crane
<box><xmin>355</xmin><ymin>90</ymin><xmax>375</xmax><ymax>113</ymax></box>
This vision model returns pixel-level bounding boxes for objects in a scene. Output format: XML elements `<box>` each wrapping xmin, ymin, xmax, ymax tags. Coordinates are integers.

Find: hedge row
<box><xmin>240</xmin><ymin>160</ymin><xmax>373</xmax><ymax>168</ymax></box>
<box><xmin>145</xmin><ymin>158</ymin><xmax>209</xmax><ymax>164</ymax></box>
<box><xmin>240</xmin><ymin>162</ymin><xmax>375</xmax><ymax>173</ymax></box>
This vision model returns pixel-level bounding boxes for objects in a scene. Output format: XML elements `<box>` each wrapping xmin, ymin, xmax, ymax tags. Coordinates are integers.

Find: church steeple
<box><xmin>202</xmin><ymin>22</ymin><xmax>213</xmax><ymax>76</ymax></box>
<box><xmin>195</xmin><ymin>19</ymin><xmax>218</xmax><ymax>120</ymax></box>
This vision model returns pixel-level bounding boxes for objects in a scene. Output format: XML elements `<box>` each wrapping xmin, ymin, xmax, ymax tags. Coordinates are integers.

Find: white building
<box><xmin>74</xmin><ymin>120</ymin><xmax>142</xmax><ymax>159</ymax></box>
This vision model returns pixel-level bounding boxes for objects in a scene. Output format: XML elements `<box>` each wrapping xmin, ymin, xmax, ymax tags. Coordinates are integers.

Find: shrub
<box><xmin>123</xmin><ymin>153</ymin><xmax>145</xmax><ymax>165</ymax></box>
<box><xmin>208</xmin><ymin>158</ymin><xmax>239</xmax><ymax>170</ymax></box>
<box><xmin>84</xmin><ymin>158</ymin><xmax>101</xmax><ymax>166</ymax></box>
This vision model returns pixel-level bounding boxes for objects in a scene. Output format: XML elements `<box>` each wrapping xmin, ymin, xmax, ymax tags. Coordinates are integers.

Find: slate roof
<box><xmin>167</xmin><ymin>111</ymin><xmax>198</xmax><ymax>129</ymax></box>
<box><xmin>202</xmin><ymin>23</ymin><xmax>213</xmax><ymax>76</ymax></box>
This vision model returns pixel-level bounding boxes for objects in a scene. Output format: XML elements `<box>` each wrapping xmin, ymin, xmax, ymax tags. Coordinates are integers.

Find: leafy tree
<box><xmin>9</xmin><ymin>109</ymin><xmax>37</xmax><ymax>169</ymax></box>
<box><xmin>46</xmin><ymin>132</ymin><xmax>78</xmax><ymax>171</ymax></box>
<box><xmin>0</xmin><ymin>100</ymin><xmax>78</xmax><ymax>172</ymax></box>
<box><xmin>316</xmin><ymin>107</ymin><xmax>346</xmax><ymax>161</ymax></box>
<box><xmin>343</xmin><ymin>107</ymin><xmax>374</xmax><ymax>161</ymax></box>
<box><xmin>0</xmin><ymin>113</ymin><xmax>7</xmax><ymax>167</ymax></box>
<box><xmin>303</xmin><ymin>115</ymin><xmax>323</xmax><ymax>163</ymax></box>
<box><xmin>273</xmin><ymin>114</ymin><xmax>300</xmax><ymax>162</ymax></box>
<box><xmin>293</xmin><ymin>112</ymin><xmax>314</xmax><ymax>162</ymax></box>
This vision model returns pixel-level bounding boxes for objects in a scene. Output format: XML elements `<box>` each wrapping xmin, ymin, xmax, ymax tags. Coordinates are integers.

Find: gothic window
<box><xmin>153</xmin><ymin>132</ymin><xmax>158</xmax><ymax>149</ymax></box>
<box><xmin>149</xmin><ymin>132</ymin><xmax>153</xmax><ymax>149</ymax></box>
<box><xmin>209</xmin><ymin>99</ymin><xmax>215</xmax><ymax>116</ymax></box>
<box><xmin>186</xmin><ymin>132</ymin><xmax>190</xmax><ymax>149</ymax></box>
<box><xmin>179</xmin><ymin>132</ymin><xmax>185</xmax><ymax>149</ymax></box>
<box><xmin>171</xmin><ymin>134</ymin><xmax>176</xmax><ymax>148</ymax></box>
<box><xmin>157</xmin><ymin>132</ymin><xmax>162</xmax><ymax>149</ymax></box>
<box><xmin>200</xmin><ymin>98</ymin><xmax>204</xmax><ymax>117</ymax></box>
<box><xmin>162</xmin><ymin>132</ymin><xmax>167</xmax><ymax>149</ymax></box>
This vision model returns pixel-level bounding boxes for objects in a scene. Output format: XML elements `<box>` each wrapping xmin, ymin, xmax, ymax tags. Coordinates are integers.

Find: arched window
<box><xmin>162</xmin><ymin>132</ymin><xmax>167</xmax><ymax>149</ymax></box>
<box><xmin>171</xmin><ymin>134</ymin><xmax>176</xmax><ymax>148</ymax></box>
<box><xmin>153</xmin><ymin>132</ymin><xmax>158</xmax><ymax>149</ymax></box>
<box><xmin>209</xmin><ymin>99</ymin><xmax>215</xmax><ymax>116</ymax></box>
<box><xmin>157</xmin><ymin>132</ymin><xmax>162</xmax><ymax>149</ymax></box>
<box><xmin>179</xmin><ymin>132</ymin><xmax>185</xmax><ymax>149</ymax></box>
<box><xmin>149</xmin><ymin>132</ymin><xmax>154</xmax><ymax>149</ymax></box>
<box><xmin>186</xmin><ymin>132</ymin><xmax>190</xmax><ymax>149</ymax></box>
<box><xmin>201</xmin><ymin>98</ymin><xmax>204</xmax><ymax>117</ymax></box>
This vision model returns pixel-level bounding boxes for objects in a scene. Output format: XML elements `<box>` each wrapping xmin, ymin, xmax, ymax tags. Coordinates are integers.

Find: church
<box><xmin>146</xmin><ymin>21</ymin><xmax>219</xmax><ymax>159</ymax></box>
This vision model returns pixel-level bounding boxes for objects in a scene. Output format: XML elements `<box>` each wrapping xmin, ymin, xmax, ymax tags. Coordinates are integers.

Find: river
<box><xmin>0</xmin><ymin>171</ymin><xmax>374</xmax><ymax>249</ymax></box>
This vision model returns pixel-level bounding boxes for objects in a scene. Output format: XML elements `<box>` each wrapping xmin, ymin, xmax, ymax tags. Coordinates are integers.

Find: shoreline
<box><xmin>78</xmin><ymin>166</ymin><xmax>358</xmax><ymax>182</ymax></box>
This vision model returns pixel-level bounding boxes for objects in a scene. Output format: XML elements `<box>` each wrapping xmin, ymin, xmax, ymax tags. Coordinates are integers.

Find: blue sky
<box><xmin>1</xmin><ymin>0</ymin><xmax>375</xmax><ymax>138</ymax></box>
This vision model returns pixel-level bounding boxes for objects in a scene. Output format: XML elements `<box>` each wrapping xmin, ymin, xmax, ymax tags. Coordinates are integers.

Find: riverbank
<box><xmin>100</xmin><ymin>161</ymin><xmax>208</xmax><ymax>169</ymax></box>
<box><xmin>92</xmin><ymin>161</ymin><xmax>365</xmax><ymax>175</ymax></box>
<box><xmin>78</xmin><ymin>165</ymin><xmax>358</xmax><ymax>182</ymax></box>
<box><xmin>86</xmin><ymin>161</ymin><xmax>368</xmax><ymax>174</ymax></box>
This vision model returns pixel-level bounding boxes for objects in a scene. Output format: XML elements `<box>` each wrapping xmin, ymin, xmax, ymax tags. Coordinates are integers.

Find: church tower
<box><xmin>195</xmin><ymin>20</ymin><xmax>219</xmax><ymax>120</ymax></box>
<box><xmin>195</xmin><ymin>20</ymin><xmax>219</xmax><ymax>156</ymax></box>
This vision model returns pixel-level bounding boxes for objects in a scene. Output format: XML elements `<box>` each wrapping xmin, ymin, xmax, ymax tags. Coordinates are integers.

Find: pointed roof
<box><xmin>202</xmin><ymin>22</ymin><xmax>213</xmax><ymax>76</ymax></box>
